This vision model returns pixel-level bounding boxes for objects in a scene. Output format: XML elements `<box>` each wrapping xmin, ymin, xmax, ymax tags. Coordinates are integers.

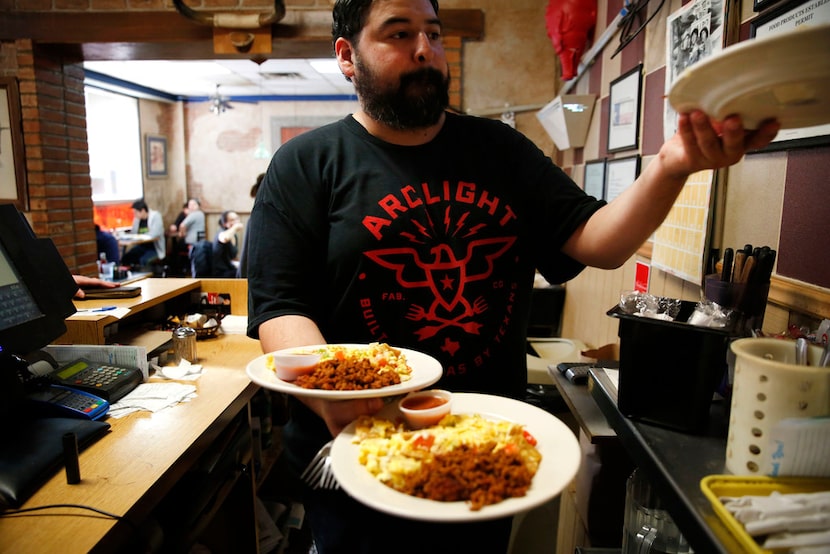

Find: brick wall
<box><xmin>4</xmin><ymin>40</ymin><xmax>97</xmax><ymax>274</ymax></box>
<box><xmin>445</xmin><ymin>35</ymin><xmax>461</xmax><ymax>111</ymax></box>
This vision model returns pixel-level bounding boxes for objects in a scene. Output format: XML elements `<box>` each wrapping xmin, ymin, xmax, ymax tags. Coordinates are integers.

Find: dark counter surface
<box><xmin>588</xmin><ymin>367</ymin><xmax>745</xmax><ymax>554</ymax></box>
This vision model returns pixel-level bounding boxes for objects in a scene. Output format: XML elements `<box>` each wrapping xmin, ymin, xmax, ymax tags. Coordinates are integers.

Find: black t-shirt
<box><xmin>248</xmin><ymin>112</ymin><xmax>603</xmax><ymax>395</ymax></box>
<box><xmin>247</xmin><ymin>112</ymin><xmax>604</xmax><ymax>458</ymax></box>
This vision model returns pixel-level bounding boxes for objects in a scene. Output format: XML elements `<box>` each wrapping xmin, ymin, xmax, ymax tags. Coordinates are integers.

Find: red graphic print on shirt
<box><xmin>365</xmin><ymin>238</ymin><xmax>515</xmax><ymax>340</ymax></box>
<box><xmin>357</xmin><ymin>179</ymin><xmax>521</xmax><ymax>375</ymax></box>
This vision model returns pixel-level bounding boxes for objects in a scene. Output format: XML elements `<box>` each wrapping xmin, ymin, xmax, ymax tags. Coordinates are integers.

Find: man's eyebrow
<box><xmin>378</xmin><ymin>16</ymin><xmax>443</xmax><ymax>31</ymax></box>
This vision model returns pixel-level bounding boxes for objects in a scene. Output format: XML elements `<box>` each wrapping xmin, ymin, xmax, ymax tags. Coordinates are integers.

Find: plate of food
<box><xmin>246</xmin><ymin>343</ymin><xmax>443</xmax><ymax>399</ymax></box>
<box><xmin>330</xmin><ymin>392</ymin><xmax>581</xmax><ymax>521</ymax></box>
<box><xmin>668</xmin><ymin>23</ymin><xmax>830</xmax><ymax>130</ymax></box>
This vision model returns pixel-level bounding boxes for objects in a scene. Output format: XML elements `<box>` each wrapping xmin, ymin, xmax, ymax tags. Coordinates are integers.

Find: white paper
<box><xmin>768</xmin><ymin>417</ymin><xmax>830</xmax><ymax>477</ymax></box>
<box><xmin>217</xmin><ymin>314</ymin><xmax>248</xmax><ymax>335</ymax></box>
<box><xmin>44</xmin><ymin>344</ymin><xmax>149</xmax><ymax>380</ymax></box>
<box><xmin>107</xmin><ymin>382</ymin><xmax>197</xmax><ymax>418</ymax></box>
<box><xmin>71</xmin><ymin>307</ymin><xmax>131</xmax><ymax>319</ymax></box>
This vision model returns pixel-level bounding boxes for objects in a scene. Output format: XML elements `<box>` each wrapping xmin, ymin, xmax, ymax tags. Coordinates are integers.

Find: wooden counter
<box><xmin>58</xmin><ymin>278</ymin><xmax>201</xmax><ymax>345</ymax></box>
<box><xmin>0</xmin><ymin>334</ymin><xmax>264</xmax><ymax>553</ymax></box>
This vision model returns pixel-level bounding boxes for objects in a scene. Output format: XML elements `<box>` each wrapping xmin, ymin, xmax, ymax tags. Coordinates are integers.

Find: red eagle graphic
<box><xmin>364</xmin><ymin>237</ymin><xmax>516</xmax><ymax>339</ymax></box>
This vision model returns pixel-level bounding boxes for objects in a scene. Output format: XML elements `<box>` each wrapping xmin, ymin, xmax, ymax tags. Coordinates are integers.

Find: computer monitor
<box><xmin>0</xmin><ymin>205</ymin><xmax>111</xmax><ymax>510</ymax></box>
<box><xmin>0</xmin><ymin>242</ymin><xmax>44</xmax><ymax>334</ymax></box>
<box><xmin>0</xmin><ymin>203</ymin><xmax>78</xmax><ymax>359</ymax></box>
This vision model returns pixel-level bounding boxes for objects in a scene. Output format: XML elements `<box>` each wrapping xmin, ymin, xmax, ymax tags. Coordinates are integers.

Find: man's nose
<box><xmin>414</xmin><ymin>32</ymin><xmax>436</xmax><ymax>63</ymax></box>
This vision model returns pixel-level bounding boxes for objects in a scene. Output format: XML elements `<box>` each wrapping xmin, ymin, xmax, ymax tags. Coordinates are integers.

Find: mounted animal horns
<box><xmin>173</xmin><ymin>0</ymin><xmax>286</xmax><ymax>28</ymax></box>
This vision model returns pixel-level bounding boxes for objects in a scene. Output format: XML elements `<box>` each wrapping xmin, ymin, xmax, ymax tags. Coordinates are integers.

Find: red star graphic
<box><xmin>439</xmin><ymin>274</ymin><xmax>455</xmax><ymax>291</ymax></box>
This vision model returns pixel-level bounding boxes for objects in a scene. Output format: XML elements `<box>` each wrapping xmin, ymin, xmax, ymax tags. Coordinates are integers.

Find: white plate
<box><xmin>668</xmin><ymin>24</ymin><xmax>830</xmax><ymax>129</ymax></box>
<box><xmin>246</xmin><ymin>344</ymin><xmax>442</xmax><ymax>399</ymax></box>
<box><xmin>330</xmin><ymin>392</ymin><xmax>581</xmax><ymax>522</ymax></box>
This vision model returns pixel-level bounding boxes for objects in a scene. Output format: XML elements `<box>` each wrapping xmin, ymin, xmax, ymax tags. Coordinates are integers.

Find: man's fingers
<box><xmin>717</xmin><ymin>115</ymin><xmax>747</xmax><ymax>163</ymax></box>
<box><xmin>690</xmin><ymin>110</ymin><xmax>729</xmax><ymax>162</ymax></box>
<box><xmin>744</xmin><ymin>119</ymin><xmax>781</xmax><ymax>151</ymax></box>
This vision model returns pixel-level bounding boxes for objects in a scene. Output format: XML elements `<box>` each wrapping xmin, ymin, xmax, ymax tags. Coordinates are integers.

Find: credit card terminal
<box><xmin>26</xmin><ymin>384</ymin><xmax>109</xmax><ymax>420</ymax></box>
<box><xmin>53</xmin><ymin>358</ymin><xmax>143</xmax><ymax>402</ymax></box>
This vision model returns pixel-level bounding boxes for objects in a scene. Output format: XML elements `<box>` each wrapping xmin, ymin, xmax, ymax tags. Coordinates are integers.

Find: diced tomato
<box><xmin>413</xmin><ymin>434</ymin><xmax>435</xmax><ymax>449</ymax></box>
<box><xmin>504</xmin><ymin>443</ymin><xmax>518</xmax><ymax>455</ymax></box>
<box><xmin>334</xmin><ymin>350</ymin><xmax>346</xmax><ymax>361</ymax></box>
<box><xmin>523</xmin><ymin>430</ymin><xmax>538</xmax><ymax>446</ymax></box>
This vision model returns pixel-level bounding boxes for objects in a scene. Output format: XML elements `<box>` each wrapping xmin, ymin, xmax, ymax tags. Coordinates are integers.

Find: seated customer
<box><xmin>165</xmin><ymin>201</ymin><xmax>190</xmax><ymax>276</ymax></box>
<box><xmin>121</xmin><ymin>199</ymin><xmax>166</xmax><ymax>269</ymax></box>
<box><xmin>169</xmin><ymin>202</ymin><xmax>189</xmax><ymax>237</ymax></box>
<box><xmin>95</xmin><ymin>224</ymin><xmax>120</xmax><ymax>265</ymax></box>
<box><xmin>236</xmin><ymin>173</ymin><xmax>264</xmax><ymax>278</ymax></box>
<box><xmin>178</xmin><ymin>197</ymin><xmax>206</xmax><ymax>248</ymax></box>
<box><xmin>211</xmin><ymin>210</ymin><xmax>244</xmax><ymax>277</ymax></box>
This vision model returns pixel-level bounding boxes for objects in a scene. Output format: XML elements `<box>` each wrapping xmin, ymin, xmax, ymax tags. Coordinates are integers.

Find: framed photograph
<box><xmin>664</xmin><ymin>0</ymin><xmax>726</xmax><ymax>141</ymax></box>
<box><xmin>583</xmin><ymin>159</ymin><xmax>606</xmax><ymax>200</ymax></box>
<box><xmin>750</xmin><ymin>0</ymin><xmax>830</xmax><ymax>151</ymax></box>
<box><xmin>145</xmin><ymin>134</ymin><xmax>168</xmax><ymax>178</ymax></box>
<box><xmin>0</xmin><ymin>77</ymin><xmax>28</xmax><ymax>210</ymax></box>
<box><xmin>604</xmin><ymin>155</ymin><xmax>640</xmax><ymax>203</ymax></box>
<box><xmin>607</xmin><ymin>64</ymin><xmax>642</xmax><ymax>153</ymax></box>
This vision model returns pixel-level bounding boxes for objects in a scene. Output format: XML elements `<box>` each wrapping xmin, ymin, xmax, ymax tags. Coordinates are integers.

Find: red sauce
<box><xmin>402</xmin><ymin>395</ymin><xmax>448</xmax><ymax>411</ymax></box>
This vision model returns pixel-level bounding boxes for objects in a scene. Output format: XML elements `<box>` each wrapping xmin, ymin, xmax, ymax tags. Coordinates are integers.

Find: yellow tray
<box><xmin>700</xmin><ymin>475</ymin><xmax>830</xmax><ymax>554</ymax></box>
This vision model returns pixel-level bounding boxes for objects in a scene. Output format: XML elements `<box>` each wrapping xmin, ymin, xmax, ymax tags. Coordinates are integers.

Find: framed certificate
<box><xmin>604</xmin><ymin>155</ymin><xmax>640</xmax><ymax>203</ymax></box>
<box><xmin>607</xmin><ymin>64</ymin><xmax>642</xmax><ymax>153</ymax></box>
<box><xmin>749</xmin><ymin>0</ymin><xmax>830</xmax><ymax>151</ymax></box>
<box><xmin>583</xmin><ymin>159</ymin><xmax>606</xmax><ymax>200</ymax></box>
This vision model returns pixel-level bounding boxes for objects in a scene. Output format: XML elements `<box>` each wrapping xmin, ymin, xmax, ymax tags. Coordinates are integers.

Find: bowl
<box><xmin>166</xmin><ymin>312</ymin><xmax>225</xmax><ymax>340</ymax></box>
<box><xmin>270</xmin><ymin>352</ymin><xmax>322</xmax><ymax>382</ymax></box>
<box><xmin>398</xmin><ymin>389</ymin><xmax>453</xmax><ymax>429</ymax></box>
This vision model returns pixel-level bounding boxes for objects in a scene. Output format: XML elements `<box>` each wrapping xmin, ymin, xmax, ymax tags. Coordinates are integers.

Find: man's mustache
<box><xmin>399</xmin><ymin>68</ymin><xmax>447</xmax><ymax>88</ymax></box>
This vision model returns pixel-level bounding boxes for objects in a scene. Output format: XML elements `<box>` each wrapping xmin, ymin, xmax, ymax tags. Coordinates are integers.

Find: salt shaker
<box><xmin>172</xmin><ymin>326</ymin><xmax>197</xmax><ymax>364</ymax></box>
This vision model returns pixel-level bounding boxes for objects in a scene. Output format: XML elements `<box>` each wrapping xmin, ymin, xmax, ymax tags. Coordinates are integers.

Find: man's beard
<box><xmin>353</xmin><ymin>59</ymin><xmax>450</xmax><ymax>130</ymax></box>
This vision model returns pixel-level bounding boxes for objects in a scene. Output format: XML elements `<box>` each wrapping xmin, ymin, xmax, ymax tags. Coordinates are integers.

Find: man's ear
<box><xmin>335</xmin><ymin>37</ymin><xmax>356</xmax><ymax>81</ymax></box>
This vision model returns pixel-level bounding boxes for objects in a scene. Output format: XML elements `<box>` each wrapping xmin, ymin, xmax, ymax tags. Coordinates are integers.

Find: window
<box><xmin>84</xmin><ymin>86</ymin><xmax>143</xmax><ymax>201</ymax></box>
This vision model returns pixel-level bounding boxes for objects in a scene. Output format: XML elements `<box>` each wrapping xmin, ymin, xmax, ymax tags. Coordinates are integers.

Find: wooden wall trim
<box><xmin>768</xmin><ymin>276</ymin><xmax>830</xmax><ymax>322</ymax></box>
<box><xmin>0</xmin><ymin>9</ymin><xmax>484</xmax><ymax>58</ymax></box>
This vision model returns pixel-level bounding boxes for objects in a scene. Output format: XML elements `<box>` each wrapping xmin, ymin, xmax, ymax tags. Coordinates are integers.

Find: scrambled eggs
<box><xmin>354</xmin><ymin>413</ymin><xmax>541</xmax><ymax>494</ymax></box>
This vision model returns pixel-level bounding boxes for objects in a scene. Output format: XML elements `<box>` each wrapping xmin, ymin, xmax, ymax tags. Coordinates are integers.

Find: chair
<box><xmin>190</xmin><ymin>240</ymin><xmax>213</xmax><ymax>277</ymax></box>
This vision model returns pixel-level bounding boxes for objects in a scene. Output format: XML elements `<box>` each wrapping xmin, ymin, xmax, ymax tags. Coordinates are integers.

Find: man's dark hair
<box><xmin>251</xmin><ymin>173</ymin><xmax>265</xmax><ymax>198</ymax></box>
<box><xmin>332</xmin><ymin>0</ymin><xmax>440</xmax><ymax>44</ymax></box>
<box><xmin>131</xmin><ymin>200</ymin><xmax>148</xmax><ymax>211</ymax></box>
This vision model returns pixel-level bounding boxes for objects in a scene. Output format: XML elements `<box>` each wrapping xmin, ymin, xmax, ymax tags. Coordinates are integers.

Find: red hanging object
<box><xmin>545</xmin><ymin>0</ymin><xmax>598</xmax><ymax>81</ymax></box>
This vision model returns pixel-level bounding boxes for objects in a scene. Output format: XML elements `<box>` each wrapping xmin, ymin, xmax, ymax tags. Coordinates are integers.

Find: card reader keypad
<box><xmin>71</xmin><ymin>365</ymin><xmax>131</xmax><ymax>389</ymax></box>
<box><xmin>52</xmin><ymin>389</ymin><xmax>105</xmax><ymax>414</ymax></box>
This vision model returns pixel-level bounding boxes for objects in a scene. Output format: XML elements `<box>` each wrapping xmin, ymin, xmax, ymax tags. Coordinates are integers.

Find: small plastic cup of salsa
<box><xmin>398</xmin><ymin>389</ymin><xmax>452</xmax><ymax>429</ymax></box>
<box><xmin>270</xmin><ymin>352</ymin><xmax>321</xmax><ymax>381</ymax></box>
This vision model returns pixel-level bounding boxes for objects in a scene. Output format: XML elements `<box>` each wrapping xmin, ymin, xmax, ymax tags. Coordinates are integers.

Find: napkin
<box><xmin>107</xmin><ymin>382</ymin><xmax>197</xmax><ymax>418</ymax></box>
<box><xmin>153</xmin><ymin>359</ymin><xmax>204</xmax><ymax>380</ymax></box>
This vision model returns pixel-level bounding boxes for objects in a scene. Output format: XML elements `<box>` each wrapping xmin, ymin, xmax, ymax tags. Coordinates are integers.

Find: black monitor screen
<box><xmin>0</xmin><ymin>204</ymin><xmax>77</xmax><ymax>358</ymax></box>
<box><xmin>0</xmin><ymin>242</ymin><xmax>43</xmax><ymax>332</ymax></box>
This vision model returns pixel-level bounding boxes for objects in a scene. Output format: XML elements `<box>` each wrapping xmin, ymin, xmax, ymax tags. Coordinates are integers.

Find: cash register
<box><xmin>0</xmin><ymin>204</ymin><xmax>111</xmax><ymax>509</ymax></box>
